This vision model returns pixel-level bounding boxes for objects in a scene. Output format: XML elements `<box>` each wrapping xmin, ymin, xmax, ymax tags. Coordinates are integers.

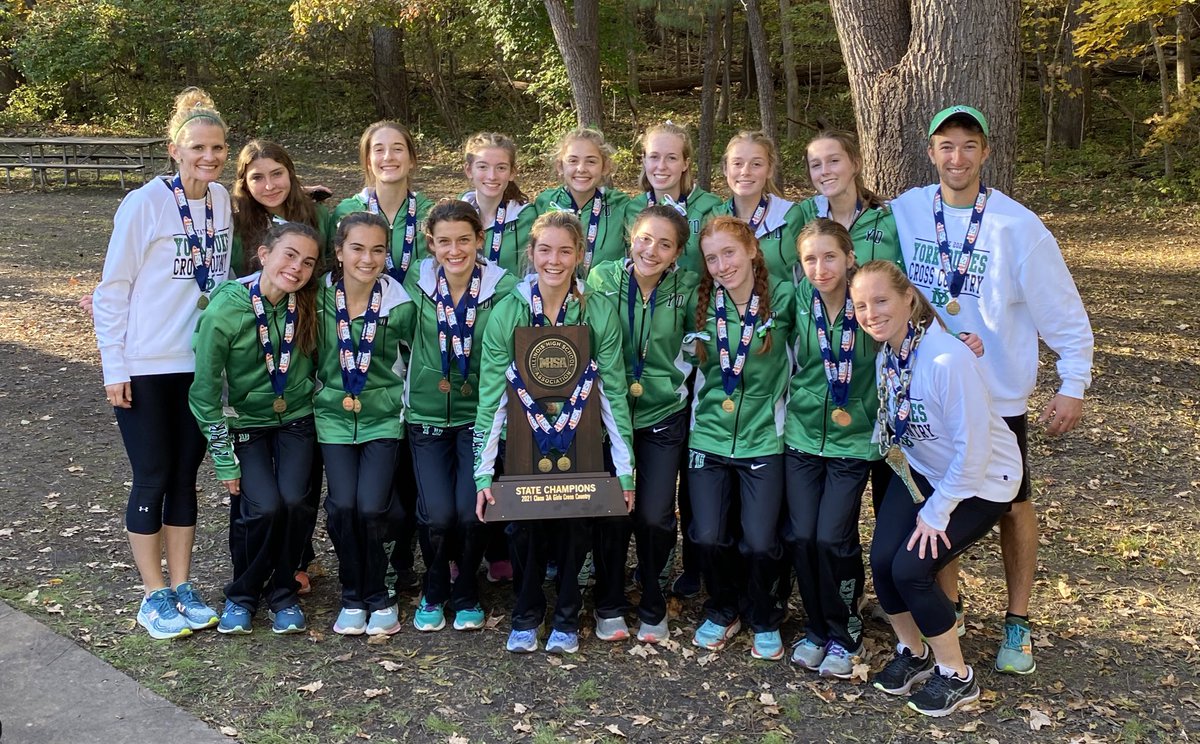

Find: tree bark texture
<box><xmin>779</xmin><ymin>0</ymin><xmax>801</xmax><ymax>141</ymax></box>
<box><xmin>1051</xmin><ymin>0</ymin><xmax>1089</xmax><ymax>149</ymax></box>
<box><xmin>544</xmin><ymin>0</ymin><xmax>604</xmax><ymax>127</ymax></box>
<box><xmin>1178</xmin><ymin>5</ymin><xmax>1194</xmax><ymax>94</ymax></box>
<box><xmin>371</xmin><ymin>25</ymin><xmax>410</xmax><ymax>123</ymax></box>
<box><xmin>699</xmin><ymin>3</ymin><xmax>723</xmax><ymax>191</ymax></box>
<box><xmin>718</xmin><ymin>0</ymin><xmax>733</xmax><ymax>123</ymax></box>
<box><xmin>827</xmin><ymin>0</ymin><xmax>1022</xmax><ymax>196</ymax></box>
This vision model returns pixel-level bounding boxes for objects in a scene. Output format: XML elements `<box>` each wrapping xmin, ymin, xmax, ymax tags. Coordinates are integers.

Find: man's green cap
<box><xmin>928</xmin><ymin>105</ymin><xmax>989</xmax><ymax>137</ymax></box>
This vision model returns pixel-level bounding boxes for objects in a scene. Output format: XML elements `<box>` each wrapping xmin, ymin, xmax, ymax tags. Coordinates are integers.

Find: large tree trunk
<box><xmin>371</xmin><ymin>25</ymin><xmax>410</xmax><ymax>122</ymax></box>
<box><xmin>718</xmin><ymin>0</ymin><xmax>734</xmax><ymax>123</ymax></box>
<box><xmin>421</xmin><ymin>21</ymin><xmax>462</xmax><ymax>141</ymax></box>
<box><xmin>1178</xmin><ymin>5</ymin><xmax>1194</xmax><ymax>94</ymax></box>
<box><xmin>745</xmin><ymin>0</ymin><xmax>779</xmax><ymax>148</ymax></box>
<box><xmin>1051</xmin><ymin>0</ymin><xmax>1089</xmax><ymax>149</ymax></box>
<box><xmin>699</xmin><ymin>3</ymin><xmax>723</xmax><ymax>191</ymax></box>
<box><xmin>544</xmin><ymin>0</ymin><xmax>604</xmax><ymax>127</ymax></box>
<box><xmin>779</xmin><ymin>0</ymin><xmax>801</xmax><ymax>141</ymax></box>
<box><xmin>827</xmin><ymin>0</ymin><xmax>1022</xmax><ymax>196</ymax></box>
<box><xmin>1150</xmin><ymin>20</ymin><xmax>1174</xmax><ymax>179</ymax></box>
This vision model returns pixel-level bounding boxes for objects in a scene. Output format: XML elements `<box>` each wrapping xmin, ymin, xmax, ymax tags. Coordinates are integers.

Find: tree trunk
<box><xmin>699</xmin><ymin>3</ymin><xmax>722</xmax><ymax>191</ymax></box>
<box><xmin>741</xmin><ymin>20</ymin><xmax>755</xmax><ymax>98</ymax></box>
<box><xmin>779</xmin><ymin>0</ymin><xmax>801</xmax><ymax>141</ymax></box>
<box><xmin>371</xmin><ymin>25</ymin><xmax>410</xmax><ymax>122</ymax></box>
<box><xmin>544</xmin><ymin>0</ymin><xmax>604</xmax><ymax>127</ymax></box>
<box><xmin>827</xmin><ymin>0</ymin><xmax>1022</xmax><ymax>196</ymax></box>
<box><xmin>718</xmin><ymin>0</ymin><xmax>733</xmax><ymax>123</ymax></box>
<box><xmin>421</xmin><ymin>21</ymin><xmax>461</xmax><ymax>141</ymax></box>
<box><xmin>1150</xmin><ymin>20</ymin><xmax>1174</xmax><ymax>179</ymax></box>
<box><xmin>1051</xmin><ymin>0</ymin><xmax>1089</xmax><ymax>149</ymax></box>
<box><xmin>744</xmin><ymin>0</ymin><xmax>778</xmax><ymax>144</ymax></box>
<box><xmin>1178</xmin><ymin>4</ymin><xmax>1194</xmax><ymax>94</ymax></box>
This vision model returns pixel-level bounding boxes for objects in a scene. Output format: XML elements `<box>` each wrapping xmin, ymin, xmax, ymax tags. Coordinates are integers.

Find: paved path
<box><xmin>0</xmin><ymin>600</ymin><xmax>230</xmax><ymax>743</ymax></box>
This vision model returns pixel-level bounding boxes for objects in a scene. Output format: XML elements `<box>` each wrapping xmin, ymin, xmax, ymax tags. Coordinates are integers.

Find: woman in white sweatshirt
<box><xmin>850</xmin><ymin>260</ymin><xmax>1021</xmax><ymax>717</ymax></box>
<box><xmin>91</xmin><ymin>88</ymin><xmax>233</xmax><ymax>639</ymax></box>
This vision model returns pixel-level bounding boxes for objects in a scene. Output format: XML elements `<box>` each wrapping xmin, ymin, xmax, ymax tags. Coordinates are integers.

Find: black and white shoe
<box><xmin>907</xmin><ymin>665</ymin><xmax>980</xmax><ymax>717</ymax></box>
<box><xmin>872</xmin><ymin>644</ymin><xmax>935</xmax><ymax>695</ymax></box>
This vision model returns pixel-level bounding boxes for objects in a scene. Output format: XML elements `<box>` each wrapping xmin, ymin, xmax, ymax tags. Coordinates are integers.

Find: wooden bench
<box><xmin>3</xmin><ymin>161</ymin><xmax>146</xmax><ymax>189</ymax></box>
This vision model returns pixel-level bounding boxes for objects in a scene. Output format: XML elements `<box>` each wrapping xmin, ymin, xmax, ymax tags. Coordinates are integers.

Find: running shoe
<box><xmin>486</xmin><ymin>560</ymin><xmax>513</xmax><ymax>583</ymax></box>
<box><xmin>873</xmin><ymin>644</ymin><xmax>935</xmax><ymax>695</ymax></box>
<box><xmin>594</xmin><ymin>613</ymin><xmax>630</xmax><ymax>642</ymax></box>
<box><xmin>333</xmin><ymin>607</ymin><xmax>366</xmax><ymax>636</ymax></box>
<box><xmin>137</xmin><ymin>588</ymin><xmax>191</xmax><ymax>640</ymax></box>
<box><xmin>268</xmin><ymin>604</ymin><xmax>306</xmax><ymax>635</ymax></box>
<box><xmin>995</xmin><ymin>616</ymin><xmax>1036</xmax><ymax>674</ymax></box>
<box><xmin>692</xmin><ymin>618</ymin><xmax>741</xmax><ymax>651</ymax></box>
<box><xmin>545</xmin><ymin>629</ymin><xmax>580</xmax><ymax>654</ymax></box>
<box><xmin>506</xmin><ymin>627</ymin><xmax>539</xmax><ymax>653</ymax></box>
<box><xmin>453</xmin><ymin>605</ymin><xmax>486</xmax><ymax>631</ymax></box>
<box><xmin>217</xmin><ymin>600</ymin><xmax>252</xmax><ymax>635</ymax></box>
<box><xmin>173</xmin><ymin>582</ymin><xmax>218</xmax><ymax>630</ymax></box>
<box><xmin>412</xmin><ymin>597</ymin><xmax>446</xmax><ymax>632</ymax></box>
<box><xmin>295</xmin><ymin>570</ymin><xmax>311</xmax><ymax>596</ymax></box>
<box><xmin>790</xmin><ymin>637</ymin><xmax>826</xmax><ymax>670</ymax></box>
<box><xmin>367</xmin><ymin>605</ymin><xmax>402</xmax><ymax>636</ymax></box>
<box><xmin>750</xmin><ymin>630</ymin><xmax>784</xmax><ymax>660</ymax></box>
<box><xmin>636</xmin><ymin>617</ymin><xmax>669</xmax><ymax>644</ymax></box>
<box><xmin>907</xmin><ymin>665</ymin><xmax>980</xmax><ymax>716</ymax></box>
<box><xmin>818</xmin><ymin>641</ymin><xmax>861</xmax><ymax>679</ymax></box>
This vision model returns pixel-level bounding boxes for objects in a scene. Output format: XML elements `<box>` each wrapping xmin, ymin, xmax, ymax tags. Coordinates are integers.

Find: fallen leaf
<box><xmin>219</xmin><ymin>726</ymin><xmax>239</xmax><ymax>737</ymax></box>
<box><xmin>1029</xmin><ymin>708</ymin><xmax>1052</xmax><ymax>731</ymax></box>
<box><xmin>759</xmin><ymin>692</ymin><xmax>776</xmax><ymax>706</ymax></box>
<box><xmin>958</xmin><ymin>720</ymin><xmax>980</xmax><ymax>733</ymax></box>
<box><xmin>363</xmin><ymin>687</ymin><xmax>389</xmax><ymax>699</ymax></box>
<box><xmin>46</xmin><ymin>604</ymin><xmax>63</xmax><ymax>614</ymax></box>
<box><xmin>513</xmin><ymin>703</ymin><xmax>527</xmax><ymax>714</ymax></box>
<box><xmin>333</xmin><ymin>652</ymin><xmax>353</xmax><ymax>662</ymax></box>
<box><xmin>160</xmin><ymin>670</ymin><xmax>179</xmax><ymax>680</ymax></box>
<box><xmin>377</xmin><ymin>660</ymin><xmax>402</xmax><ymax>672</ymax></box>
<box><xmin>23</xmin><ymin>590</ymin><xmax>38</xmax><ymax>604</ymax></box>
<box><xmin>447</xmin><ymin>735</ymin><xmax>469</xmax><ymax>744</ymax></box>
<box><xmin>631</xmin><ymin>715</ymin><xmax>651</xmax><ymax>726</ymax></box>
<box><xmin>511</xmin><ymin>721</ymin><xmax>532</xmax><ymax>734</ymax></box>
<box><xmin>850</xmin><ymin>662</ymin><xmax>870</xmax><ymax>683</ymax></box>
<box><xmin>605</xmin><ymin>724</ymin><xmax>626</xmax><ymax>738</ymax></box>
<box><xmin>297</xmin><ymin>680</ymin><xmax>324</xmax><ymax>693</ymax></box>
<box><xmin>366</xmin><ymin>633</ymin><xmax>390</xmax><ymax>645</ymax></box>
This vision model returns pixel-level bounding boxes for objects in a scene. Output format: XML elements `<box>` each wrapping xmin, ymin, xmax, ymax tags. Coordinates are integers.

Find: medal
<box><xmin>733</xmin><ymin>194</ymin><xmax>769</xmax><ymax>234</ymax></box>
<box><xmin>933</xmin><ymin>183</ymin><xmax>987</xmax><ymax>315</ymax></box>
<box><xmin>436</xmin><ymin>264</ymin><xmax>482</xmax><ymax>397</ymax></box>
<box><xmin>438</xmin><ymin>378</ymin><xmax>451</xmax><ymax>394</ymax></box>
<box><xmin>557</xmin><ymin>456</ymin><xmax>571</xmax><ymax>471</ymax></box>
<box><xmin>507</xmin><ymin>359</ymin><xmax>599</xmax><ymax>474</ymax></box>
<box><xmin>875</xmin><ymin>322</ymin><xmax>928</xmax><ymax>505</ymax></box>
<box><xmin>460</xmin><ymin>383</ymin><xmax>473</xmax><ymax>397</ymax></box>
<box><xmin>626</xmin><ymin>261</ymin><xmax>667</xmax><ymax>405</ymax></box>
<box><xmin>538</xmin><ymin>457</ymin><xmax>553</xmax><ymax>473</ymax></box>
<box><xmin>629</xmin><ymin>381</ymin><xmax>644</xmax><ymax>398</ymax></box>
<box><xmin>335</xmin><ymin>279</ymin><xmax>383</xmax><ymax>413</ymax></box>
<box><xmin>250</xmin><ymin>282</ymin><xmax>298</xmax><ymax>416</ymax></box>
<box><xmin>166</xmin><ymin>174</ymin><xmax>216</xmax><ymax>296</ymax></box>
<box><xmin>714</xmin><ymin>286</ymin><xmax>758</xmax><ymax>416</ymax></box>
<box><xmin>368</xmin><ymin>189</ymin><xmax>418</xmax><ymax>283</ymax></box>
<box><xmin>810</xmin><ymin>286</ymin><xmax>859</xmax><ymax>427</ymax></box>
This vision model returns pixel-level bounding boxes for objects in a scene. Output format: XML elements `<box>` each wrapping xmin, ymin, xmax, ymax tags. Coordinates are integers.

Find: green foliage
<box><xmin>1073</xmin><ymin>0</ymin><xmax>1183</xmax><ymax>60</ymax></box>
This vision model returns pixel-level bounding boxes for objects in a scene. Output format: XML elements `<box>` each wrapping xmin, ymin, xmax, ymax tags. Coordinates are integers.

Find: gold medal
<box><xmin>438</xmin><ymin>378</ymin><xmax>451</xmax><ymax>394</ymax></box>
<box><xmin>557</xmin><ymin>456</ymin><xmax>571</xmax><ymax>472</ymax></box>
<box><xmin>460</xmin><ymin>383</ymin><xmax>472</xmax><ymax>397</ymax></box>
<box><xmin>629</xmin><ymin>381</ymin><xmax>644</xmax><ymax>398</ymax></box>
<box><xmin>831</xmin><ymin>408</ymin><xmax>852</xmax><ymax>427</ymax></box>
<box><xmin>721</xmin><ymin>398</ymin><xmax>735</xmax><ymax>413</ymax></box>
<box><xmin>946</xmin><ymin>298</ymin><xmax>961</xmax><ymax>316</ymax></box>
<box><xmin>272</xmin><ymin>397</ymin><xmax>287</xmax><ymax>414</ymax></box>
<box><xmin>353</xmin><ymin>398</ymin><xmax>362</xmax><ymax>413</ymax></box>
<box><xmin>342</xmin><ymin>395</ymin><xmax>356</xmax><ymax>412</ymax></box>
<box><xmin>538</xmin><ymin>457</ymin><xmax>553</xmax><ymax>473</ymax></box>
<box><xmin>197</xmin><ymin>294</ymin><xmax>209</xmax><ymax>310</ymax></box>
<box><xmin>544</xmin><ymin>401</ymin><xmax>560</xmax><ymax>416</ymax></box>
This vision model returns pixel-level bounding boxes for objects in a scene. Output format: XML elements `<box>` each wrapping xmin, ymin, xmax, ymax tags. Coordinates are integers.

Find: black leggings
<box><xmin>628</xmin><ymin>408</ymin><xmax>689</xmax><ymax>624</ymax></box>
<box><xmin>323</xmin><ymin>439</ymin><xmax>399</xmax><ymax>612</ymax></box>
<box><xmin>116</xmin><ymin>373</ymin><xmax>206</xmax><ymax>534</ymax></box>
<box><xmin>871</xmin><ymin>470</ymin><xmax>1009</xmax><ymax>637</ymax></box>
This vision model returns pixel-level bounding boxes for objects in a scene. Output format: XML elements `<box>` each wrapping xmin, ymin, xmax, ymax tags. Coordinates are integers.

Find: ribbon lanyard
<box><xmin>166</xmin><ymin>175</ymin><xmax>215</xmax><ymax>305</ymax></box>
<box><xmin>530</xmin><ymin>281</ymin><xmax>568</xmax><ymax>327</ymax></box>
<box><xmin>506</xmin><ymin>359</ymin><xmax>599</xmax><ymax>468</ymax></box>
<box><xmin>819</xmin><ymin>197</ymin><xmax>863</xmax><ymax>226</ymax></box>
<box><xmin>734</xmin><ymin>194</ymin><xmax>769</xmax><ymax>234</ymax></box>
<box><xmin>250</xmin><ymin>281</ymin><xmax>298</xmax><ymax>414</ymax></box>
<box><xmin>714</xmin><ymin>285</ymin><xmax>759</xmax><ymax>404</ymax></box>
<box><xmin>368</xmin><ymin>189</ymin><xmax>417</xmax><ymax>283</ymax></box>
<box><xmin>568</xmin><ymin>189</ymin><xmax>605</xmax><ymax>273</ymax></box>
<box><xmin>487</xmin><ymin>202</ymin><xmax>507</xmax><ymax>263</ymax></box>
<box><xmin>646</xmin><ymin>190</ymin><xmax>688</xmax><ymax>215</ymax></box>
<box><xmin>435</xmin><ymin>265</ymin><xmax>481</xmax><ymax>392</ymax></box>
<box><xmin>811</xmin><ymin>288</ymin><xmax>858</xmax><ymax>425</ymax></box>
<box><xmin>334</xmin><ymin>279</ymin><xmax>382</xmax><ymax>411</ymax></box>
<box><xmin>933</xmin><ymin>183</ymin><xmax>987</xmax><ymax>314</ymax></box>
<box><xmin>877</xmin><ymin>322</ymin><xmax>922</xmax><ymax>447</ymax></box>
<box><xmin>627</xmin><ymin>263</ymin><xmax>666</xmax><ymax>391</ymax></box>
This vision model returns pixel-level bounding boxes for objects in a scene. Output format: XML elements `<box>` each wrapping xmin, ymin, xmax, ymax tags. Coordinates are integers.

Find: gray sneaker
<box><xmin>594</xmin><ymin>613</ymin><xmax>630</xmax><ymax>641</ymax></box>
<box><xmin>636</xmin><ymin>617</ymin><xmax>669</xmax><ymax>644</ymax></box>
<box><xmin>790</xmin><ymin>637</ymin><xmax>826</xmax><ymax>670</ymax></box>
<box><xmin>818</xmin><ymin>641</ymin><xmax>861</xmax><ymax>679</ymax></box>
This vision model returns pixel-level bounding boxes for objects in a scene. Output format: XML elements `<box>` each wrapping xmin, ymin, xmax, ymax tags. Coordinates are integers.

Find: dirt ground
<box><xmin>0</xmin><ymin>148</ymin><xmax>1197</xmax><ymax>744</ymax></box>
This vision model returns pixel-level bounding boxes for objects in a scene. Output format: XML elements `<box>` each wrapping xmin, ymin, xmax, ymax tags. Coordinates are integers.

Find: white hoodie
<box><xmin>890</xmin><ymin>184</ymin><xmax>1093</xmax><ymax>416</ymax></box>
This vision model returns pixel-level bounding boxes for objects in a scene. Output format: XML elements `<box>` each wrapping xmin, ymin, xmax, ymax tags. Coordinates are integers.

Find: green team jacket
<box><xmin>312</xmin><ymin>274</ymin><xmax>414</xmax><ymax>445</ymax></box>
<box><xmin>229</xmin><ymin>203</ymin><xmax>332</xmax><ymax>279</ymax></box>
<box><xmin>472</xmin><ymin>278</ymin><xmax>636</xmax><ymax>492</ymax></box>
<box><xmin>459</xmin><ymin>191</ymin><xmax>538</xmax><ymax>276</ymax></box>
<box><xmin>686</xmin><ymin>278</ymin><xmax>795</xmax><ymax>459</ymax></box>
<box><xmin>707</xmin><ymin>196</ymin><xmax>805</xmax><ymax>281</ymax></box>
<box><xmin>795</xmin><ymin>196</ymin><xmax>904</xmax><ymax>266</ymax></box>
<box><xmin>189</xmin><ymin>276</ymin><xmax>317</xmax><ymax>480</ymax></box>
<box><xmin>328</xmin><ymin>189</ymin><xmax>434</xmax><ymax>277</ymax></box>
<box><xmin>623</xmin><ymin>187</ymin><xmax>723</xmax><ymax>274</ymax></box>
<box><xmin>785</xmin><ymin>277</ymin><xmax>882</xmax><ymax>460</ymax></box>
<box><xmin>533</xmin><ymin>186</ymin><xmax>630</xmax><ymax>275</ymax></box>
<box><xmin>585</xmin><ymin>259</ymin><xmax>698</xmax><ymax>430</ymax></box>
<box><xmin>400</xmin><ymin>258</ymin><xmax>517</xmax><ymax>428</ymax></box>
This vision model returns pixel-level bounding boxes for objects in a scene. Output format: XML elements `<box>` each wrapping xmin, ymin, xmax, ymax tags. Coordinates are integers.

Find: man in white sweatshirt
<box><xmin>889</xmin><ymin>105</ymin><xmax>1094</xmax><ymax>676</ymax></box>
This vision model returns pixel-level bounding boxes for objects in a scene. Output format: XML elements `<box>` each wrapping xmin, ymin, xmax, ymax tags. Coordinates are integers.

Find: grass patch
<box><xmin>574</xmin><ymin>678</ymin><xmax>601</xmax><ymax>703</ymax></box>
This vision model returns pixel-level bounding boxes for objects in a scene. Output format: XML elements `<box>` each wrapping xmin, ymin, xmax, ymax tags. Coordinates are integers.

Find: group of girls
<box><xmin>94</xmin><ymin>86</ymin><xmax>1020</xmax><ymax>718</ymax></box>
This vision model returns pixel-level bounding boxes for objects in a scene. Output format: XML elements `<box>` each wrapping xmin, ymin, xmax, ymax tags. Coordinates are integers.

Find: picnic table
<box><xmin>0</xmin><ymin>136</ymin><xmax>170</xmax><ymax>189</ymax></box>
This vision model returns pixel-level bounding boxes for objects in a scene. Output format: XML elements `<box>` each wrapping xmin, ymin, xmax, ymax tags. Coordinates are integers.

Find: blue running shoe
<box><xmin>367</xmin><ymin>605</ymin><xmax>402</xmax><ymax>636</ymax></box>
<box><xmin>692</xmin><ymin>618</ymin><xmax>740</xmax><ymax>651</ymax></box>
<box><xmin>996</xmin><ymin>617</ymin><xmax>1036</xmax><ymax>675</ymax></box>
<box><xmin>545</xmin><ymin>629</ymin><xmax>579</xmax><ymax>654</ymax></box>
<box><xmin>453</xmin><ymin>605</ymin><xmax>486</xmax><ymax>631</ymax></box>
<box><xmin>412</xmin><ymin>596</ymin><xmax>446</xmax><ymax>632</ymax></box>
<box><xmin>751</xmin><ymin>630</ymin><xmax>784</xmax><ymax>660</ymax></box>
<box><xmin>137</xmin><ymin>588</ymin><xmax>191</xmax><ymax>640</ymax></box>
<box><xmin>173</xmin><ymin>582</ymin><xmax>218</xmax><ymax>630</ymax></box>
<box><xmin>506</xmin><ymin>627</ymin><xmax>539</xmax><ymax>653</ymax></box>
<box><xmin>333</xmin><ymin>607</ymin><xmax>366</xmax><ymax>636</ymax></box>
<box><xmin>791</xmin><ymin>637</ymin><xmax>826</xmax><ymax>670</ymax></box>
<box><xmin>269</xmin><ymin>604</ymin><xmax>306</xmax><ymax>635</ymax></box>
<box><xmin>217</xmin><ymin>600</ymin><xmax>252</xmax><ymax>635</ymax></box>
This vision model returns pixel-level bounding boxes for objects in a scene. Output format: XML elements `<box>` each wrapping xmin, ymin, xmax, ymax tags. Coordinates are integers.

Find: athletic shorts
<box><xmin>1002</xmin><ymin>414</ymin><xmax>1032</xmax><ymax>504</ymax></box>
